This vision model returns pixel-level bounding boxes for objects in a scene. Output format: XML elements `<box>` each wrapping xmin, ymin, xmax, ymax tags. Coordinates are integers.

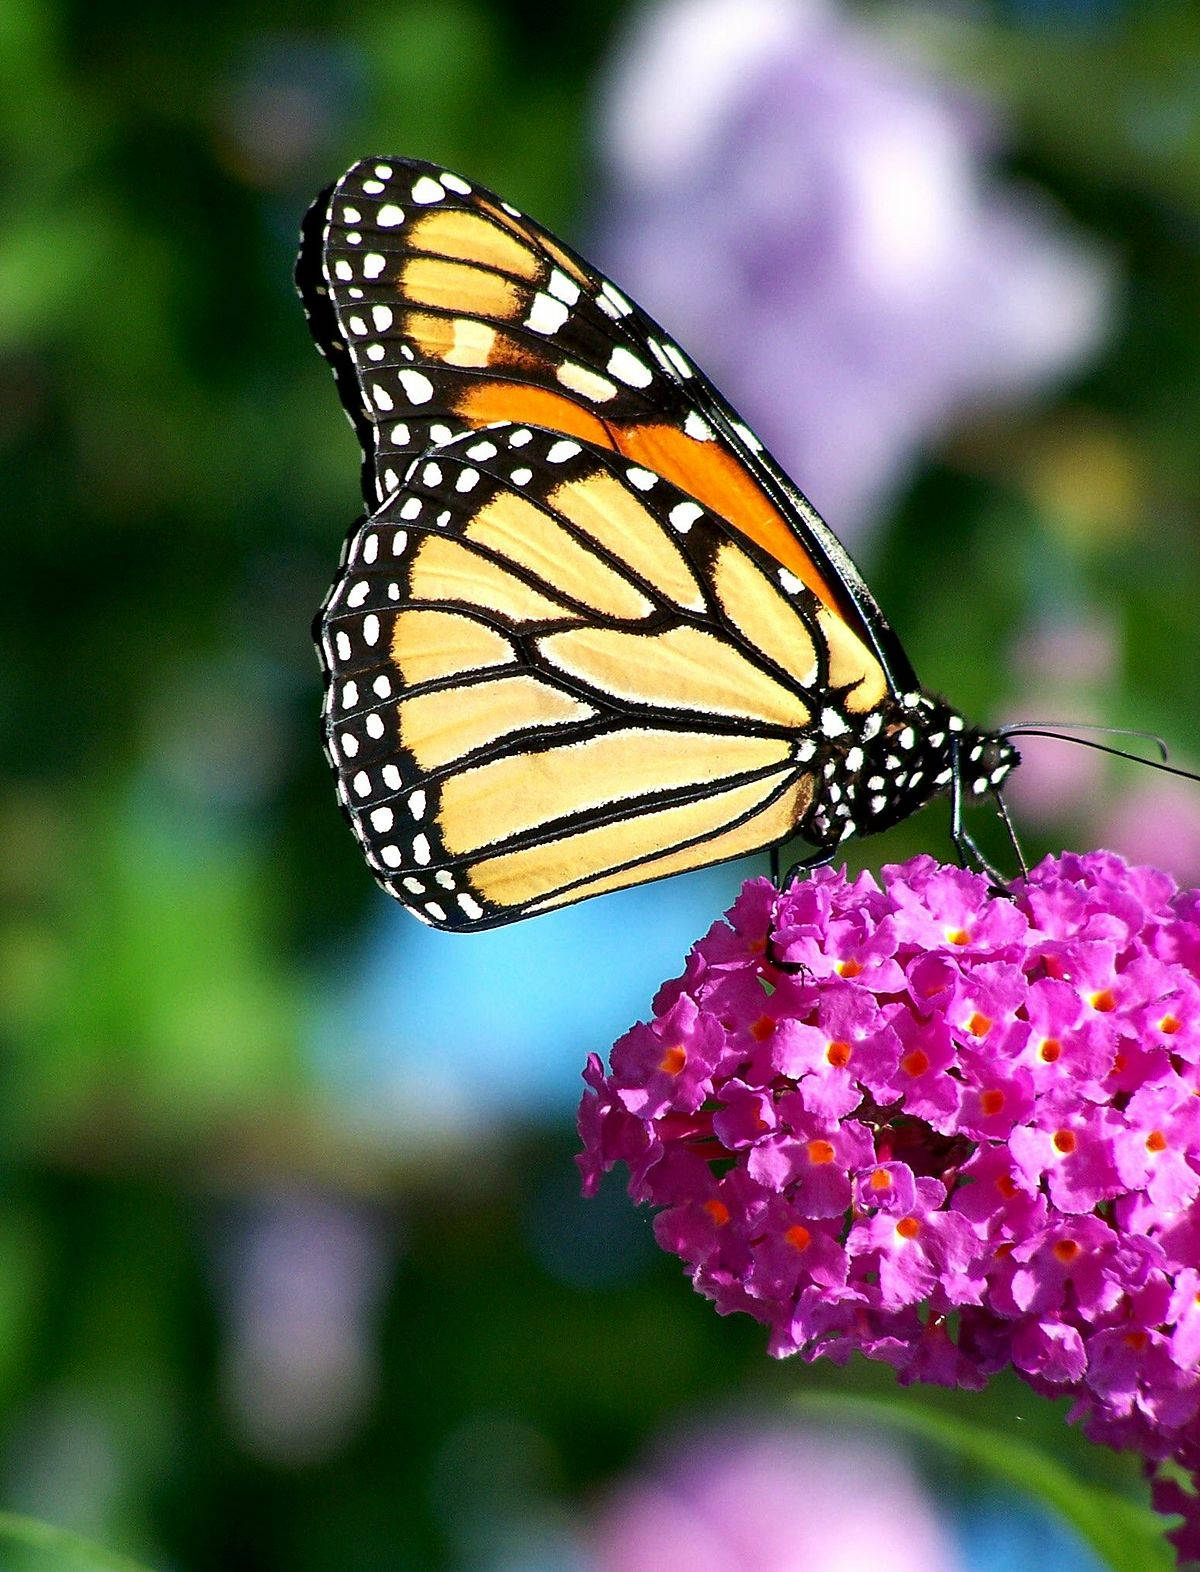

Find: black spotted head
<box><xmin>798</xmin><ymin>692</ymin><xmax>1020</xmax><ymax>850</ymax></box>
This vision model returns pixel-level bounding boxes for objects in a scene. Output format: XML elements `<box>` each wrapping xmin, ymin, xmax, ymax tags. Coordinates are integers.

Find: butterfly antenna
<box><xmin>1000</xmin><ymin>719</ymin><xmax>1171</xmax><ymax>763</ymax></box>
<box><xmin>1001</xmin><ymin>726</ymin><xmax>1200</xmax><ymax>784</ymax></box>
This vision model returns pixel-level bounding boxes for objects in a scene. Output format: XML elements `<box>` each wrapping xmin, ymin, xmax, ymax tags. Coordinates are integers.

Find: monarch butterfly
<box><xmin>296</xmin><ymin>156</ymin><xmax>1022</xmax><ymax>931</ymax></box>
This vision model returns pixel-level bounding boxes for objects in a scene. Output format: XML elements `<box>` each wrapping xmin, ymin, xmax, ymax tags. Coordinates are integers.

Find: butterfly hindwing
<box><xmin>317</xmin><ymin>423</ymin><xmax>900</xmax><ymax>929</ymax></box>
<box><xmin>297</xmin><ymin>156</ymin><xmax>916</xmax><ymax>694</ymax></box>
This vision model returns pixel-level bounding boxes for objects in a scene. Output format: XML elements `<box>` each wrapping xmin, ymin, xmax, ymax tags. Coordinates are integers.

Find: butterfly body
<box><xmin>298</xmin><ymin>157</ymin><xmax>1017</xmax><ymax>930</ymax></box>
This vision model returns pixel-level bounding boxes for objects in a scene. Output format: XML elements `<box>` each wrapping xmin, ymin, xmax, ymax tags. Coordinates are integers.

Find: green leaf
<box><xmin>0</xmin><ymin>1513</ymin><xmax>153</xmax><ymax>1572</ymax></box>
<box><xmin>793</xmin><ymin>1390</ymin><xmax>1174</xmax><ymax>1572</ymax></box>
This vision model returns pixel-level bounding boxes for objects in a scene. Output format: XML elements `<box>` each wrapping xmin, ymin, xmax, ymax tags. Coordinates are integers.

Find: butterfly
<box><xmin>296</xmin><ymin>156</ymin><xmax>1020</xmax><ymax>931</ymax></box>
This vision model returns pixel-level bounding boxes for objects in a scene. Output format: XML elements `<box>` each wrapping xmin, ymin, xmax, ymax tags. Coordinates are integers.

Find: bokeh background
<box><xmin>3</xmin><ymin>0</ymin><xmax>1200</xmax><ymax>1566</ymax></box>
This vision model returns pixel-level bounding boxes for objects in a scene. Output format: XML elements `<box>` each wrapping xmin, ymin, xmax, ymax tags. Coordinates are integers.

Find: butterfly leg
<box><xmin>992</xmin><ymin>789</ymin><xmax>1028</xmax><ymax>878</ymax></box>
<box><xmin>778</xmin><ymin>844</ymin><xmax>837</xmax><ymax>890</ymax></box>
<box><xmin>950</xmin><ymin>741</ymin><xmax>1009</xmax><ymax>889</ymax></box>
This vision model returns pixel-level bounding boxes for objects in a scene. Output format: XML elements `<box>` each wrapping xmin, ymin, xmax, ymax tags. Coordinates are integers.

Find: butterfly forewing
<box><xmin>297</xmin><ymin>156</ymin><xmax>915</xmax><ymax>693</ymax></box>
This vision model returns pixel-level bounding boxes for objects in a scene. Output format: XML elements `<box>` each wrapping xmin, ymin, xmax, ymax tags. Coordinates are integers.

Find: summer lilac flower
<box><xmin>579</xmin><ymin>851</ymin><xmax>1200</xmax><ymax>1560</ymax></box>
<box><xmin>593</xmin><ymin>0</ymin><xmax>1112</xmax><ymax>539</ymax></box>
<box><xmin>591</xmin><ymin>1420</ymin><xmax>965</xmax><ymax>1572</ymax></box>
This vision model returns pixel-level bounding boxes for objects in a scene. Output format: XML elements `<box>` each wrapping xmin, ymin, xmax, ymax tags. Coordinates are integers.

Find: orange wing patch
<box><xmin>613</xmin><ymin>422</ymin><xmax>843</xmax><ymax>617</ymax></box>
<box><xmin>407</xmin><ymin>209</ymin><xmax>540</xmax><ymax>280</ymax></box>
<box><xmin>455</xmin><ymin>382</ymin><xmax>614</xmax><ymax>448</ymax></box>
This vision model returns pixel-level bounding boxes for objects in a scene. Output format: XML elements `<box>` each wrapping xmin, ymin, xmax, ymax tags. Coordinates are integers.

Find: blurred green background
<box><xmin>2</xmin><ymin>0</ymin><xmax>1199</xmax><ymax>1566</ymax></box>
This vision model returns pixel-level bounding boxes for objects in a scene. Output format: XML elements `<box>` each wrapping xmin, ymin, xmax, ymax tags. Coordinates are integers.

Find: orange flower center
<box><xmin>896</xmin><ymin>1216</ymin><xmax>921</xmax><ymax>1240</ymax></box>
<box><xmin>869</xmin><ymin>1167</ymin><xmax>893</xmax><ymax>1192</ymax></box>
<box><xmin>1159</xmin><ymin>1013</ymin><xmax>1181</xmax><ymax>1035</ymax></box>
<box><xmin>826</xmin><ymin>1039</ymin><xmax>852</xmax><ymax>1068</ymax></box>
<box><xmin>750</xmin><ymin>1015</ymin><xmax>776</xmax><ymax>1042</ymax></box>
<box><xmin>1090</xmin><ymin>988</ymin><xmax>1116</xmax><ymax>1013</ymax></box>
<box><xmin>1040</xmin><ymin>1037</ymin><xmax>1062</xmax><ymax>1063</ymax></box>
<box><xmin>659</xmin><ymin>1044</ymin><xmax>687</xmax><ymax>1075</ymax></box>
<box><xmin>980</xmin><ymin>1089</ymin><xmax>1005</xmax><ymax>1116</ymax></box>
<box><xmin>947</xmin><ymin>928</ymin><xmax>971</xmax><ymax>946</ymax></box>
<box><xmin>1053</xmin><ymin>1238</ymin><xmax>1081</xmax><ymax>1263</ymax></box>
<box><xmin>807</xmin><ymin>1139</ymin><xmax>836</xmax><ymax>1166</ymax></box>
<box><xmin>967</xmin><ymin>1011</ymin><xmax>992</xmax><ymax>1037</ymax></box>
<box><xmin>1146</xmin><ymin>1129</ymin><xmax>1168</xmax><ymax>1153</ymax></box>
<box><xmin>785</xmin><ymin>1224</ymin><xmax>812</xmax><ymax>1252</ymax></box>
<box><xmin>901</xmin><ymin>1048</ymin><xmax>930</xmax><ymax>1077</ymax></box>
<box><xmin>704</xmin><ymin>1199</ymin><xmax>730</xmax><ymax>1227</ymax></box>
<box><xmin>836</xmin><ymin>958</ymin><xmax>863</xmax><ymax>978</ymax></box>
<box><xmin>1053</xmin><ymin>1129</ymin><xmax>1077</xmax><ymax>1155</ymax></box>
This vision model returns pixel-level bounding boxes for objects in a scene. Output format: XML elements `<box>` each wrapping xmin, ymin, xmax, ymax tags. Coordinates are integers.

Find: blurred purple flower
<box><xmin>594</xmin><ymin>0</ymin><xmax>1113</xmax><ymax>539</ymax></box>
<box><xmin>591</xmin><ymin>1421</ymin><xmax>963</xmax><ymax>1572</ymax></box>
<box><xmin>215</xmin><ymin>1190</ymin><xmax>393</xmax><ymax>1463</ymax></box>
<box><xmin>1100</xmin><ymin>779</ymin><xmax>1200</xmax><ymax>888</ymax></box>
<box><xmin>1002</xmin><ymin>609</ymin><xmax>1118</xmax><ymax>823</ymax></box>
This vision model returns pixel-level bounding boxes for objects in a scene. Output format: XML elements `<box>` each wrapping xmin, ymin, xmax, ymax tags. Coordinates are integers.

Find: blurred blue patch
<box><xmin>955</xmin><ymin>1487</ymin><xmax>1106</xmax><ymax>1571</ymax></box>
<box><xmin>310</xmin><ymin>859</ymin><xmax>757</xmax><ymax>1135</ymax></box>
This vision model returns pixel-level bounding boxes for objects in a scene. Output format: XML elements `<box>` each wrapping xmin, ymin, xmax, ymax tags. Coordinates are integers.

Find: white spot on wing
<box><xmin>607</xmin><ymin>346</ymin><xmax>653</xmax><ymax>388</ymax></box>
<box><xmin>397</xmin><ymin>369</ymin><xmax>434</xmax><ymax>404</ymax></box>
<box><xmin>376</xmin><ymin>204</ymin><xmax>404</xmax><ymax>227</ymax></box>
<box><xmin>411</xmin><ymin>176</ymin><xmax>445</xmax><ymax>204</ymax></box>
<box><xmin>526</xmin><ymin>293</ymin><xmax>569</xmax><ymax>335</ymax></box>
<box><xmin>668</xmin><ymin>501</ymin><xmax>701</xmax><ymax>532</ymax></box>
<box><xmin>663</xmin><ymin>342</ymin><xmax>692</xmax><ymax>378</ymax></box>
<box><xmin>548</xmin><ymin>268</ymin><xmax>580</xmax><ymax>305</ymax></box>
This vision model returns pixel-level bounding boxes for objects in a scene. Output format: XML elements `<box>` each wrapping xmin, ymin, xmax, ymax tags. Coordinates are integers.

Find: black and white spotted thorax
<box><xmin>797</xmin><ymin>692</ymin><xmax>1020</xmax><ymax>850</ymax></box>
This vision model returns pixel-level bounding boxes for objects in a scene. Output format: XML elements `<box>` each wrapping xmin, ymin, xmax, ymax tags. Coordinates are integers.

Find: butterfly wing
<box><xmin>297</xmin><ymin>155</ymin><xmax>918</xmax><ymax>698</ymax></box>
<box><xmin>318</xmin><ymin>423</ymin><xmax>895</xmax><ymax>930</ymax></box>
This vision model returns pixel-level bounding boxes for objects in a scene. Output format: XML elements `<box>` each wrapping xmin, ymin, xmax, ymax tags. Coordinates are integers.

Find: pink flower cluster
<box><xmin>578</xmin><ymin>852</ymin><xmax>1200</xmax><ymax>1559</ymax></box>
